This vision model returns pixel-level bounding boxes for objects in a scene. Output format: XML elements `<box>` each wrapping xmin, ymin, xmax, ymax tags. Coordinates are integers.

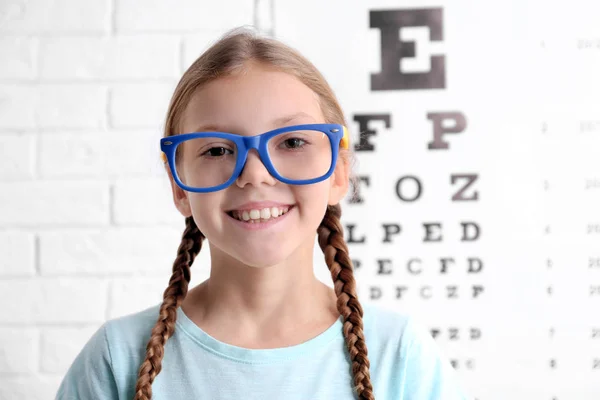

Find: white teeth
<box><xmin>232</xmin><ymin>206</ymin><xmax>291</xmax><ymax>222</ymax></box>
<box><xmin>249</xmin><ymin>209</ymin><xmax>260</xmax><ymax>219</ymax></box>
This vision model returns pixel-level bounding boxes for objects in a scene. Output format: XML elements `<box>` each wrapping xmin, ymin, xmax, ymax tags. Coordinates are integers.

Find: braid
<box><xmin>133</xmin><ymin>216</ymin><xmax>205</xmax><ymax>400</ymax></box>
<box><xmin>318</xmin><ymin>204</ymin><xmax>375</xmax><ymax>400</ymax></box>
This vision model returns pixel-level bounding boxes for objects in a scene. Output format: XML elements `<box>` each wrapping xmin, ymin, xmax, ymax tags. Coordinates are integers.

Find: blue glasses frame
<box><xmin>160</xmin><ymin>123</ymin><xmax>349</xmax><ymax>193</ymax></box>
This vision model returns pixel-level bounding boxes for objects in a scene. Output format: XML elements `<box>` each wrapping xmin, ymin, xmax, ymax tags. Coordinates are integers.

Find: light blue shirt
<box><xmin>55</xmin><ymin>302</ymin><xmax>471</xmax><ymax>399</ymax></box>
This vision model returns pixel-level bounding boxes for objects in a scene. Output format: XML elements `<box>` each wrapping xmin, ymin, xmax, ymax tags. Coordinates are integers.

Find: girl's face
<box><xmin>167</xmin><ymin>63</ymin><xmax>349</xmax><ymax>268</ymax></box>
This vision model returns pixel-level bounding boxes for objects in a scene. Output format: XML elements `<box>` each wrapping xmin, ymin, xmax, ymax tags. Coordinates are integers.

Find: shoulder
<box><xmin>103</xmin><ymin>303</ymin><xmax>161</xmax><ymax>348</ymax></box>
<box><xmin>360</xmin><ymin>302</ymin><xmax>472</xmax><ymax>400</ymax></box>
<box><xmin>55</xmin><ymin>304</ymin><xmax>162</xmax><ymax>399</ymax></box>
<box><xmin>360</xmin><ymin>301</ymin><xmax>445</xmax><ymax>359</ymax></box>
<box><xmin>101</xmin><ymin>303</ymin><xmax>165</xmax><ymax>381</ymax></box>
<box><xmin>361</xmin><ymin>301</ymin><xmax>413</xmax><ymax>348</ymax></box>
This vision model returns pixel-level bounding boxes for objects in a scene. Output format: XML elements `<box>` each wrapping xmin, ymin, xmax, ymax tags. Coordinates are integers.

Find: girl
<box><xmin>56</xmin><ymin>27</ymin><xmax>470</xmax><ymax>400</ymax></box>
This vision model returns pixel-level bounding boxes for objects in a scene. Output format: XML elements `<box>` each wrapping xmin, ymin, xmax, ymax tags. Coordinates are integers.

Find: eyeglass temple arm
<box><xmin>340</xmin><ymin>126</ymin><xmax>349</xmax><ymax>150</ymax></box>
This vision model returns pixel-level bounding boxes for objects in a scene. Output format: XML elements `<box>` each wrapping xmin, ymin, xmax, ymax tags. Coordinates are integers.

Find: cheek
<box><xmin>187</xmin><ymin>193</ymin><xmax>221</xmax><ymax>231</ymax></box>
<box><xmin>294</xmin><ymin>182</ymin><xmax>330</xmax><ymax>214</ymax></box>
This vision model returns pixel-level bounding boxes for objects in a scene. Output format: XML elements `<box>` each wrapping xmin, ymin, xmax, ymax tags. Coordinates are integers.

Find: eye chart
<box><xmin>275</xmin><ymin>1</ymin><xmax>600</xmax><ymax>398</ymax></box>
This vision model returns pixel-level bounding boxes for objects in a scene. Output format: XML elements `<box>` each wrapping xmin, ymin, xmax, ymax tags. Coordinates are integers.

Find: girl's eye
<box><xmin>202</xmin><ymin>147</ymin><xmax>234</xmax><ymax>157</ymax></box>
<box><xmin>281</xmin><ymin>137</ymin><xmax>307</xmax><ymax>149</ymax></box>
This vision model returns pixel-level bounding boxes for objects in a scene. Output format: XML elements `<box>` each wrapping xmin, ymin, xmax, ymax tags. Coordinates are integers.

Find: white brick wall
<box><xmin>0</xmin><ymin>231</ymin><xmax>35</xmax><ymax>276</ymax></box>
<box><xmin>0</xmin><ymin>0</ymin><xmax>255</xmax><ymax>397</ymax></box>
<box><xmin>0</xmin><ymin>328</ymin><xmax>38</xmax><ymax>373</ymax></box>
<box><xmin>115</xmin><ymin>0</ymin><xmax>254</xmax><ymax>33</ymax></box>
<box><xmin>0</xmin><ymin>37</ymin><xmax>38</xmax><ymax>79</ymax></box>
<box><xmin>0</xmin><ymin>0</ymin><xmax>110</xmax><ymax>34</ymax></box>
<box><xmin>39</xmin><ymin>36</ymin><xmax>180</xmax><ymax>80</ymax></box>
<box><xmin>0</xmin><ymin>133</ymin><xmax>36</xmax><ymax>180</ymax></box>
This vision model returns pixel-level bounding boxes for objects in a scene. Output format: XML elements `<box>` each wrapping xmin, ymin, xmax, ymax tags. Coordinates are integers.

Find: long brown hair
<box><xmin>133</xmin><ymin>27</ymin><xmax>374</xmax><ymax>400</ymax></box>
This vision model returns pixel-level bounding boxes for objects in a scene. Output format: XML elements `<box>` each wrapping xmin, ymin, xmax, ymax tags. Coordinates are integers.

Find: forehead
<box><xmin>180</xmin><ymin>64</ymin><xmax>324</xmax><ymax>135</ymax></box>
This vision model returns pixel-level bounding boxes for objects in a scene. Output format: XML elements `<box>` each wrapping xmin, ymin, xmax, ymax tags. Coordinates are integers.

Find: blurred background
<box><xmin>1</xmin><ymin>0</ymin><xmax>599</xmax><ymax>399</ymax></box>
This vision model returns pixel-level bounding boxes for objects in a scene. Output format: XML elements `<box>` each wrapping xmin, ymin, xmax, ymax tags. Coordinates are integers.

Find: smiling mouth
<box><xmin>226</xmin><ymin>205</ymin><xmax>295</xmax><ymax>223</ymax></box>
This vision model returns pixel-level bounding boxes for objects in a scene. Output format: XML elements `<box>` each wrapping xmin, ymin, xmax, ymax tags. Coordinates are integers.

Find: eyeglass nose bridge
<box><xmin>236</xmin><ymin>133</ymin><xmax>272</xmax><ymax>178</ymax></box>
<box><xmin>242</xmin><ymin>134</ymin><xmax>262</xmax><ymax>150</ymax></box>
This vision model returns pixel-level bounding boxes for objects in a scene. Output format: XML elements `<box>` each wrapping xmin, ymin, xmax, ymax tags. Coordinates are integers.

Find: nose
<box><xmin>235</xmin><ymin>149</ymin><xmax>277</xmax><ymax>188</ymax></box>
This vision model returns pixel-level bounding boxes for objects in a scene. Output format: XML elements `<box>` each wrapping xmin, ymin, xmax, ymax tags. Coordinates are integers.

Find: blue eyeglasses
<box><xmin>160</xmin><ymin>123</ymin><xmax>349</xmax><ymax>193</ymax></box>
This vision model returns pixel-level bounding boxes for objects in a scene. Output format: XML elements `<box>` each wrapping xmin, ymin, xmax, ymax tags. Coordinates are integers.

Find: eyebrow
<box><xmin>190</xmin><ymin>112</ymin><xmax>317</xmax><ymax>133</ymax></box>
<box><xmin>272</xmin><ymin>112</ymin><xmax>316</xmax><ymax>126</ymax></box>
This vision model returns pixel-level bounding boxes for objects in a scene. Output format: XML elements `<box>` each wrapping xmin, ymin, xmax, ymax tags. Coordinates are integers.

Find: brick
<box><xmin>0</xmin><ymin>376</ymin><xmax>61</xmax><ymax>400</ymax></box>
<box><xmin>40</xmin><ymin>326</ymin><xmax>100</xmax><ymax>374</ymax></box>
<box><xmin>39</xmin><ymin>227</ymin><xmax>185</xmax><ymax>275</ymax></box>
<box><xmin>109</xmin><ymin>83</ymin><xmax>176</xmax><ymax>128</ymax></box>
<box><xmin>38</xmin><ymin>130</ymin><xmax>164</xmax><ymax>178</ymax></box>
<box><xmin>0</xmin><ymin>328</ymin><xmax>38</xmax><ymax>373</ymax></box>
<box><xmin>0</xmin><ymin>181</ymin><xmax>110</xmax><ymax>227</ymax></box>
<box><xmin>0</xmin><ymin>85</ymin><xmax>36</xmax><ymax>129</ymax></box>
<box><xmin>116</xmin><ymin>0</ymin><xmax>253</xmax><ymax>32</ymax></box>
<box><xmin>0</xmin><ymin>231</ymin><xmax>35</xmax><ymax>276</ymax></box>
<box><xmin>0</xmin><ymin>0</ymin><xmax>109</xmax><ymax>33</ymax></box>
<box><xmin>0</xmin><ymin>85</ymin><xmax>107</xmax><ymax>130</ymax></box>
<box><xmin>37</xmin><ymin>85</ymin><xmax>107</xmax><ymax>129</ymax></box>
<box><xmin>113</xmin><ymin>178</ymin><xmax>183</xmax><ymax>225</ymax></box>
<box><xmin>0</xmin><ymin>133</ymin><xmax>35</xmax><ymax>180</ymax></box>
<box><xmin>0</xmin><ymin>37</ymin><xmax>37</xmax><ymax>79</ymax></box>
<box><xmin>40</xmin><ymin>36</ymin><xmax>180</xmax><ymax>80</ymax></box>
<box><xmin>0</xmin><ymin>278</ymin><xmax>107</xmax><ymax>323</ymax></box>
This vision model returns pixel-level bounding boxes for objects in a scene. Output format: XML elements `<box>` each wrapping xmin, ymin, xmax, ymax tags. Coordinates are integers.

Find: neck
<box><xmin>181</xmin><ymin>241</ymin><xmax>339</xmax><ymax>347</ymax></box>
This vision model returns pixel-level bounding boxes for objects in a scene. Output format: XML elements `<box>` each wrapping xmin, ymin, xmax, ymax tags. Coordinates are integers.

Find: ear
<box><xmin>165</xmin><ymin>163</ymin><xmax>193</xmax><ymax>218</ymax></box>
<box><xmin>327</xmin><ymin>156</ymin><xmax>350</xmax><ymax>205</ymax></box>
